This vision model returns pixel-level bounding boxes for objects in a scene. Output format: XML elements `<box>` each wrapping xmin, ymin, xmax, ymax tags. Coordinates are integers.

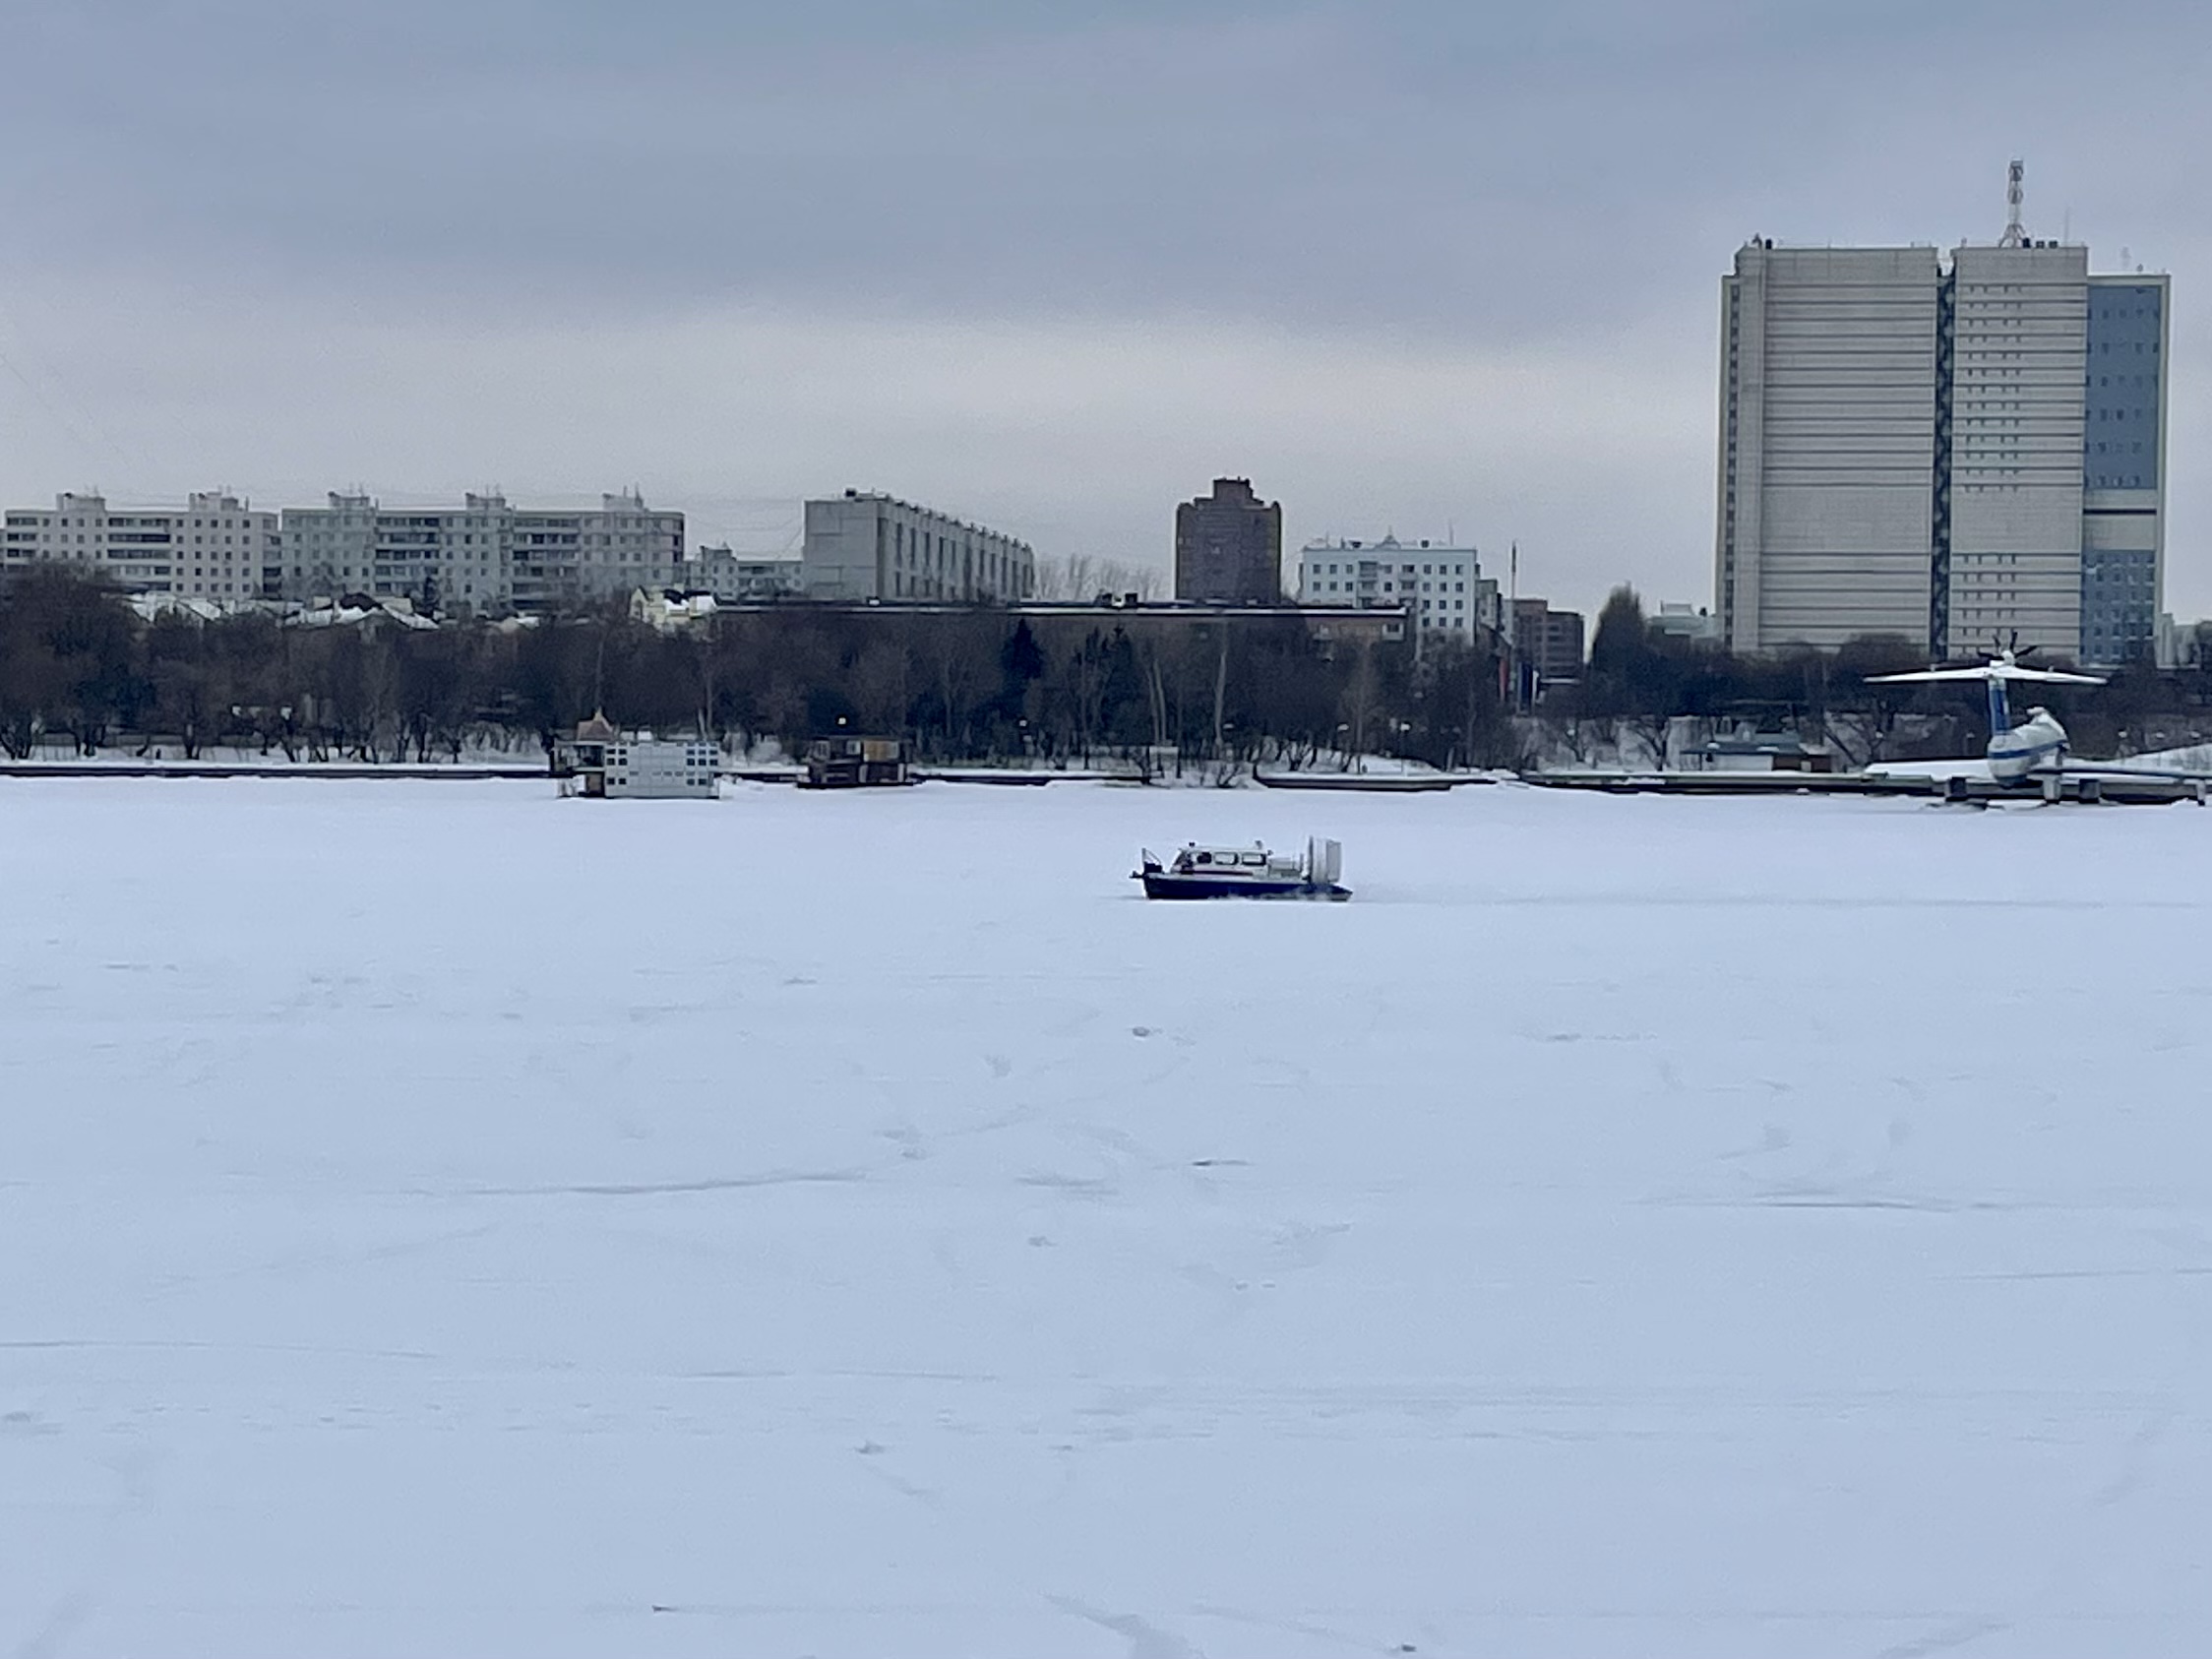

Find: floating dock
<box><xmin>1522</xmin><ymin>768</ymin><xmax>2208</xmax><ymax>806</ymax></box>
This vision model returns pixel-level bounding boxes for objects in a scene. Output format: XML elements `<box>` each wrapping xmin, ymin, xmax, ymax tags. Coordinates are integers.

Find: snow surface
<box><xmin>4</xmin><ymin>778</ymin><xmax>2211</xmax><ymax>1658</ymax></box>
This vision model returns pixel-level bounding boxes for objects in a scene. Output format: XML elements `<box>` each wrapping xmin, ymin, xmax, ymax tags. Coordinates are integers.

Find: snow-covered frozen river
<box><xmin>4</xmin><ymin>778</ymin><xmax>2209</xmax><ymax>1657</ymax></box>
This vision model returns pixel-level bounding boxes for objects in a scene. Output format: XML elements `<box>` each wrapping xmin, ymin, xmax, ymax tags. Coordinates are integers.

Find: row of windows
<box><xmin>27</xmin><ymin>516</ymin><xmax>269</xmax><ymax>529</ymax></box>
<box><xmin>1310</xmin><ymin>580</ymin><xmax>1469</xmax><ymax>596</ymax></box>
<box><xmin>1308</xmin><ymin>562</ymin><xmax>1467</xmax><ymax>579</ymax></box>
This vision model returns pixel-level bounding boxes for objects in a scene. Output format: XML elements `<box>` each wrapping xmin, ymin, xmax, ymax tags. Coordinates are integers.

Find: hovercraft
<box><xmin>1134</xmin><ymin>838</ymin><xmax>1349</xmax><ymax>900</ymax></box>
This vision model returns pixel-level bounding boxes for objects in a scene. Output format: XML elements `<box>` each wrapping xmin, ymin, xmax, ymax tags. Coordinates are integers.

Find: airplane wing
<box><xmin>1989</xmin><ymin>663</ymin><xmax>2107</xmax><ymax>685</ymax></box>
<box><xmin>1868</xmin><ymin>664</ymin><xmax>2108</xmax><ymax>686</ymax></box>
<box><xmin>1867</xmin><ymin>667</ymin><xmax>1997</xmax><ymax>684</ymax></box>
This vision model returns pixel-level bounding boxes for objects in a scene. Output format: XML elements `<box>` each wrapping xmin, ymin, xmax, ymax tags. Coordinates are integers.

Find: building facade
<box><xmin>2078</xmin><ymin>278</ymin><xmax>2168</xmax><ymax>665</ymax></box>
<box><xmin>799</xmin><ymin>491</ymin><xmax>1034</xmax><ymax>603</ymax></box>
<box><xmin>685</xmin><ymin>545</ymin><xmax>803</xmax><ymax>600</ymax></box>
<box><xmin>1512</xmin><ymin>599</ymin><xmax>1587</xmax><ymax>684</ymax></box>
<box><xmin>3</xmin><ymin>492</ymin><xmax>278</xmax><ymax>598</ymax></box>
<box><xmin>1175</xmin><ymin>478</ymin><xmax>1282</xmax><ymax>603</ymax></box>
<box><xmin>508</xmin><ymin>493</ymin><xmax>687</xmax><ymax>613</ymax></box>
<box><xmin>276</xmin><ymin>490</ymin><xmax>684</xmax><ymax>613</ymax></box>
<box><xmin>1652</xmin><ymin>601</ymin><xmax>1723</xmax><ymax>645</ymax></box>
<box><xmin>6</xmin><ymin>487</ymin><xmax>689</xmax><ymax>613</ymax></box>
<box><xmin>1296</xmin><ymin>535</ymin><xmax>1497</xmax><ymax>645</ymax></box>
<box><xmin>1717</xmin><ymin>233</ymin><xmax>2170</xmax><ymax>666</ymax></box>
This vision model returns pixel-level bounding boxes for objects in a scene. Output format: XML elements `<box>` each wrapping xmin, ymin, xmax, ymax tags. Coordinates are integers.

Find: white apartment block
<box><xmin>5</xmin><ymin>487</ymin><xmax>690</xmax><ymax>615</ymax></box>
<box><xmin>1297</xmin><ymin>535</ymin><xmax>1497</xmax><ymax>645</ymax></box>
<box><xmin>1717</xmin><ymin>233</ymin><xmax>2170</xmax><ymax>665</ymax></box>
<box><xmin>801</xmin><ymin>490</ymin><xmax>1034</xmax><ymax>602</ymax></box>
<box><xmin>2</xmin><ymin>492</ymin><xmax>278</xmax><ymax>598</ymax></box>
<box><xmin>510</xmin><ymin>493</ymin><xmax>686</xmax><ymax>613</ymax></box>
<box><xmin>685</xmin><ymin>545</ymin><xmax>803</xmax><ymax>600</ymax></box>
<box><xmin>276</xmin><ymin>490</ymin><xmax>685</xmax><ymax>613</ymax></box>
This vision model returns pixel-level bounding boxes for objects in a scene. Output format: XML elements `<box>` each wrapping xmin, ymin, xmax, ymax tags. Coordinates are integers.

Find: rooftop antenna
<box><xmin>1999</xmin><ymin>158</ymin><xmax>2027</xmax><ymax>248</ymax></box>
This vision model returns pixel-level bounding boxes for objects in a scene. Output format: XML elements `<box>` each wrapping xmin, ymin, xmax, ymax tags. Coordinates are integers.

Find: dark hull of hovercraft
<box><xmin>1138</xmin><ymin>873</ymin><xmax>1351</xmax><ymax>901</ymax></box>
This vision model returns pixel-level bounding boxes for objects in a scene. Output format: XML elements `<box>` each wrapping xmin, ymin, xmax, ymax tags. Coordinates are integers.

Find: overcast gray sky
<box><xmin>2</xmin><ymin>0</ymin><xmax>2205</xmax><ymax>621</ymax></box>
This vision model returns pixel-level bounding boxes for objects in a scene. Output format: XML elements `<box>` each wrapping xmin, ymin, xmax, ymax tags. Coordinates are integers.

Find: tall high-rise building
<box><xmin>1716</xmin><ymin>226</ymin><xmax>2168</xmax><ymax>666</ymax></box>
<box><xmin>1175</xmin><ymin>478</ymin><xmax>1281</xmax><ymax>602</ymax></box>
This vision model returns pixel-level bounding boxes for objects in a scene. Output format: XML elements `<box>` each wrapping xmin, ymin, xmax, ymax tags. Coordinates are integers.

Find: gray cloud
<box><xmin>2</xmin><ymin>0</ymin><xmax>2207</xmax><ymax>620</ymax></box>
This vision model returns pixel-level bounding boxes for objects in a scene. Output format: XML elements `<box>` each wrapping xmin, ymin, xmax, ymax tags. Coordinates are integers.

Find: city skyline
<box><xmin>1</xmin><ymin>2</ymin><xmax>2205</xmax><ymax>628</ymax></box>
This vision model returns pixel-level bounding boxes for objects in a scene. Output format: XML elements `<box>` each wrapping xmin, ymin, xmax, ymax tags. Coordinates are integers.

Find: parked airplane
<box><xmin>1867</xmin><ymin>646</ymin><xmax>2211</xmax><ymax>802</ymax></box>
<box><xmin>1868</xmin><ymin>648</ymin><xmax>2104</xmax><ymax>783</ymax></box>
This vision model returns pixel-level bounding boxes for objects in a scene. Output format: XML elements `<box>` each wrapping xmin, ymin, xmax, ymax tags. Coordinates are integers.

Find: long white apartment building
<box><xmin>2</xmin><ymin>492</ymin><xmax>278</xmax><ymax>597</ymax></box>
<box><xmin>800</xmin><ymin>490</ymin><xmax>1034</xmax><ymax>602</ymax></box>
<box><xmin>278</xmin><ymin>492</ymin><xmax>493</xmax><ymax>608</ymax></box>
<box><xmin>279</xmin><ymin>490</ymin><xmax>685</xmax><ymax>613</ymax></box>
<box><xmin>1297</xmin><ymin>535</ymin><xmax>1500</xmax><ymax>645</ymax></box>
<box><xmin>1717</xmin><ymin>220</ymin><xmax>2170</xmax><ymax>666</ymax></box>
<box><xmin>4</xmin><ymin>488</ymin><xmax>689</xmax><ymax>613</ymax></box>
<box><xmin>510</xmin><ymin>493</ymin><xmax>687</xmax><ymax>612</ymax></box>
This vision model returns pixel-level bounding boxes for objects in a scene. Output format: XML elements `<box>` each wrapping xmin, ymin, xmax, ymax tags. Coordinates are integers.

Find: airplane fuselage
<box><xmin>1868</xmin><ymin>651</ymin><xmax>2112</xmax><ymax>796</ymax></box>
<box><xmin>1987</xmin><ymin>707</ymin><xmax>2068</xmax><ymax>783</ymax></box>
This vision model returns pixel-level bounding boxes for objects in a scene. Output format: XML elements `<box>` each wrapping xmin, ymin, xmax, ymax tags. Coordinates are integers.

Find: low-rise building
<box><xmin>1652</xmin><ymin>602</ymin><xmax>1723</xmax><ymax>645</ymax></box>
<box><xmin>801</xmin><ymin>490</ymin><xmax>1034</xmax><ymax>602</ymax></box>
<box><xmin>698</xmin><ymin>595</ymin><xmax>1410</xmax><ymax>652</ymax></box>
<box><xmin>630</xmin><ymin>589</ymin><xmax>720</xmax><ymax>634</ymax></box>
<box><xmin>685</xmin><ymin>544</ymin><xmax>803</xmax><ymax>600</ymax></box>
<box><xmin>1685</xmin><ymin>731</ymin><xmax>1835</xmax><ymax>773</ymax></box>
<box><xmin>1296</xmin><ymin>535</ymin><xmax>1496</xmax><ymax>645</ymax></box>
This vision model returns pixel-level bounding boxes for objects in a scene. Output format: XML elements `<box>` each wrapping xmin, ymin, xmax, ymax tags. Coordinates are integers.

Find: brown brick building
<box><xmin>1512</xmin><ymin>599</ymin><xmax>1586</xmax><ymax>684</ymax></box>
<box><xmin>1174</xmin><ymin>478</ymin><xmax>1282</xmax><ymax>603</ymax></box>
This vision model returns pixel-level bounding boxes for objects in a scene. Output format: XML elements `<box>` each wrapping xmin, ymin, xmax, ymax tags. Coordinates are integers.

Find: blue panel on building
<box><xmin>2080</xmin><ymin>544</ymin><xmax>2157</xmax><ymax>665</ymax></box>
<box><xmin>2082</xmin><ymin>283</ymin><xmax>2161</xmax><ymax>490</ymax></box>
<box><xmin>2079</xmin><ymin>282</ymin><xmax>2162</xmax><ymax>665</ymax></box>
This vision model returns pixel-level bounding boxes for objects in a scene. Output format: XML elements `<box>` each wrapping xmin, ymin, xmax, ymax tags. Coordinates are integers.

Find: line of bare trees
<box><xmin>12</xmin><ymin>569</ymin><xmax>2209</xmax><ymax>771</ymax></box>
<box><xmin>0</xmin><ymin>567</ymin><xmax>1526</xmax><ymax>770</ymax></box>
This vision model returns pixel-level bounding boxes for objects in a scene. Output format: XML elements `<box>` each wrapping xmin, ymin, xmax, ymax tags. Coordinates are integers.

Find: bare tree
<box><xmin>1031</xmin><ymin>554</ymin><xmax>1098</xmax><ymax>602</ymax></box>
<box><xmin>918</xmin><ymin>615</ymin><xmax>995</xmax><ymax>758</ymax></box>
<box><xmin>1337</xmin><ymin>643</ymin><xmax>1380</xmax><ymax>769</ymax></box>
<box><xmin>848</xmin><ymin>636</ymin><xmax>913</xmax><ymax>733</ymax></box>
<box><xmin>1032</xmin><ymin>554</ymin><xmax>1165</xmax><ymax>603</ymax></box>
